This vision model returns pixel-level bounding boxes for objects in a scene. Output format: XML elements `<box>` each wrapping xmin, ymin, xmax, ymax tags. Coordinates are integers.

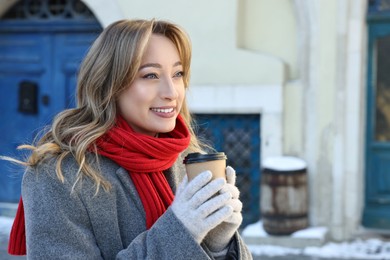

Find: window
<box><xmin>194</xmin><ymin>114</ymin><xmax>261</xmax><ymax>227</ymax></box>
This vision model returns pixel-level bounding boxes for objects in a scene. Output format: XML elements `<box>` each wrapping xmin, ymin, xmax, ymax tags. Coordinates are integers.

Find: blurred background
<box><xmin>0</xmin><ymin>0</ymin><xmax>389</xmax><ymax>246</ymax></box>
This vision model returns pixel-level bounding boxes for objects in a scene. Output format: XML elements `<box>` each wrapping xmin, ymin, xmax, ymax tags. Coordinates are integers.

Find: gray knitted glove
<box><xmin>171</xmin><ymin>171</ymin><xmax>233</xmax><ymax>244</ymax></box>
<box><xmin>204</xmin><ymin>166</ymin><xmax>243</xmax><ymax>252</ymax></box>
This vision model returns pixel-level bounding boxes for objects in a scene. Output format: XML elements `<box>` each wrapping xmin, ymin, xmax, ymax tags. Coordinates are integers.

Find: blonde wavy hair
<box><xmin>13</xmin><ymin>19</ymin><xmax>203</xmax><ymax>192</ymax></box>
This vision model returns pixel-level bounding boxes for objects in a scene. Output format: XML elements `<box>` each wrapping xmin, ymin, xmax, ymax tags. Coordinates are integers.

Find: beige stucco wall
<box><xmin>234</xmin><ymin>0</ymin><xmax>366</xmax><ymax>241</ymax></box>
<box><xmin>291</xmin><ymin>0</ymin><xmax>367</xmax><ymax>240</ymax></box>
<box><xmin>235</xmin><ymin>0</ymin><xmax>340</xmax><ymax>234</ymax></box>
<box><xmin>311</xmin><ymin>0</ymin><xmax>338</xmax><ymax>229</ymax></box>
<box><xmin>237</xmin><ymin>0</ymin><xmax>298</xmax><ymax>80</ymax></box>
<box><xmin>237</xmin><ymin>0</ymin><xmax>304</xmax><ymax>158</ymax></box>
<box><xmin>116</xmin><ymin>0</ymin><xmax>285</xmax><ymax>86</ymax></box>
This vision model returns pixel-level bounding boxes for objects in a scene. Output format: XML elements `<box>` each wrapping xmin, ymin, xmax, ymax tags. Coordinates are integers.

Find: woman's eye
<box><xmin>142</xmin><ymin>73</ymin><xmax>158</xmax><ymax>79</ymax></box>
<box><xmin>174</xmin><ymin>71</ymin><xmax>184</xmax><ymax>78</ymax></box>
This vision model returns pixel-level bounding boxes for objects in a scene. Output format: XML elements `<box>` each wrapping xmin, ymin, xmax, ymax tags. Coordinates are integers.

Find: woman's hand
<box><xmin>204</xmin><ymin>166</ymin><xmax>243</xmax><ymax>252</ymax></box>
<box><xmin>171</xmin><ymin>171</ymin><xmax>233</xmax><ymax>243</ymax></box>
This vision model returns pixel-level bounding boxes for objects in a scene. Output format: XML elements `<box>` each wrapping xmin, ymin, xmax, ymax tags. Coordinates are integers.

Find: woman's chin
<box><xmin>156</xmin><ymin>125</ymin><xmax>176</xmax><ymax>134</ymax></box>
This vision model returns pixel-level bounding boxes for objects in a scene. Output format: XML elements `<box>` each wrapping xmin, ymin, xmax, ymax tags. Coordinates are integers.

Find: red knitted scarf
<box><xmin>95</xmin><ymin>115</ymin><xmax>190</xmax><ymax>228</ymax></box>
<box><xmin>8</xmin><ymin>115</ymin><xmax>190</xmax><ymax>255</ymax></box>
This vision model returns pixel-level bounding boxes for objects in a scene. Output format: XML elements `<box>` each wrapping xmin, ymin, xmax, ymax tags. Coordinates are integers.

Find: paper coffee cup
<box><xmin>183</xmin><ymin>152</ymin><xmax>227</xmax><ymax>181</ymax></box>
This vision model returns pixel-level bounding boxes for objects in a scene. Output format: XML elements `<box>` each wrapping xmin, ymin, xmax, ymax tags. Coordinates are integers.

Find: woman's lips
<box><xmin>150</xmin><ymin>107</ymin><xmax>176</xmax><ymax>118</ymax></box>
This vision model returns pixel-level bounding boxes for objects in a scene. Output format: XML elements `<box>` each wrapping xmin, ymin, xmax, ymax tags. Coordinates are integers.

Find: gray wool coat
<box><xmin>22</xmin><ymin>154</ymin><xmax>253</xmax><ymax>259</ymax></box>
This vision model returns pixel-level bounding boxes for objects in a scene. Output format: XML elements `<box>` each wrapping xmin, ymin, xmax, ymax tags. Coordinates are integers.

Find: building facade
<box><xmin>1</xmin><ymin>0</ymin><xmax>389</xmax><ymax>242</ymax></box>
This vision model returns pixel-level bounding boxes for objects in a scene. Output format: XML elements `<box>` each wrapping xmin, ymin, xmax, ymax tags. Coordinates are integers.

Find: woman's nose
<box><xmin>161</xmin><ymin>77</ymin><xmax>179</xmax><ymax>100</ymax></box>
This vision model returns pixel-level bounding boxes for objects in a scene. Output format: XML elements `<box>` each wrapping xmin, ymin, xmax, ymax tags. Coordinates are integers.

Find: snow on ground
<box><xmin>304</xmin><ymin>239</ymin><xmax>390</xmax><ymax>259</ymax></box>
<box><xmin>243</xmin><ymin>221</ymin><xmax>390</xmax><ymax>259</ymax></box>
<box><xmin>248</xmin><ymin>244</ymin><xmax>301</xmax><ymax>256</ymax></box>
<box><xmin>0</xmin><ymin>216</ymin><xmax>13</xmax><ymax>236</ymax></box>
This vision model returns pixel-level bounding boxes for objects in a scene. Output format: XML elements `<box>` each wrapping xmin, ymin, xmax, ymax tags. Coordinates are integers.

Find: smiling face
<box><xmin>117</xmin><ymin>34</ymin><xmax>185</xmax><ymax>136</ymax></box>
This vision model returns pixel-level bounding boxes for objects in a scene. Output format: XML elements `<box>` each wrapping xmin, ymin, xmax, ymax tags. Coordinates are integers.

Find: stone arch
<box><xmin>0</xmin><ymin>0</ymin><xmax>124</xmax><ymax>28</ymax></box>
<box><xmin>1</xmin><ymin>0</ymin><xmax>97</xmax><ymax>22</ymax></box>
<box><xmin>0</xmin><ymin>0</ymin><xmax>18</xmax><ymax>17</ymax></box>
<box><xmin>81</xmin><ymin>0</ymin><xmax>124</xmax><ymax>27</ymax></box>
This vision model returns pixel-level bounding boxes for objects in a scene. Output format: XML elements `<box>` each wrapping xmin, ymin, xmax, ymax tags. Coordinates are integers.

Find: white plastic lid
<box><xmin>262</xmin><ymin>156</ymin><xmax>307</xmax><ymax>171</ymax></box>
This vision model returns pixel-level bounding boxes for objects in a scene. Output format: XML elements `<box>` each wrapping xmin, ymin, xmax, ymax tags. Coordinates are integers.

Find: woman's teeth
<box><xmin>151</xmin><ymin>108</ymin><xmax>174</xmax><ymax>113</ymax></box>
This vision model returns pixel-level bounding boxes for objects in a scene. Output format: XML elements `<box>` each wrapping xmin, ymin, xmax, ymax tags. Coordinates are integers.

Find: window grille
<box><xmin>368</xmin><ymin>0</ymin><xmax>390</xmax><ymax>14</ymax></box>
<box><xmin>2</xmin><ymin>0</ymin><xmax>94</xmax><ymax>20</ymax></box>
<box><xmin>194</xmin><ymin>114</ymin><xmax>261</xmax><ymax>227</ymax></box>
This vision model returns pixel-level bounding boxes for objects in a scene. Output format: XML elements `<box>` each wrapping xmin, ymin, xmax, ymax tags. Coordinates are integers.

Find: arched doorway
<box><xmin>0</xmin><ymin>0</ymin><xmax>102</xmax><ymax>204</ymax></box>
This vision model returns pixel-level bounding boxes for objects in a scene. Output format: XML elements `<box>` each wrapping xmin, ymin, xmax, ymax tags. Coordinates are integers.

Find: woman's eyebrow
<box><xmin>139</xmin><ymin>63</ymin><xmax>161</xmax><ymax>70</ymax></box>
<box><xmin>139</xmin><ymin>61</ymin><xmax>182</xmax><ymax>71</ymax></box>
<box><xmin>173</xmin><ymin>61</ymin><xmax>182</xmax><ymax>67</ymax></box>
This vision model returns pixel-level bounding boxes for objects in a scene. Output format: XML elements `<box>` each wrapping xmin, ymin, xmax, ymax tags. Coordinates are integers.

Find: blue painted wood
<box><xmin>194</xmin><ymin>114</ymin><xmax>261</xmax><ymax>227</ymax></box>
<box><xmin>363</xmin><ymin>19</ymin><xmax>390</xmax><ymax>229</ymax></box>
<box><xmin>0</xmin><ymin>20</ymin><xmax>101</xmax><ymax>203</ymax></box>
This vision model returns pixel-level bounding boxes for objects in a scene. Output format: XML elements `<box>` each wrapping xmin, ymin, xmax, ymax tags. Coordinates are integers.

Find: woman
<box><xmin>8</xmin><ymin>19</ymin><xmax>252</xmax><ymax>259</ymax></box>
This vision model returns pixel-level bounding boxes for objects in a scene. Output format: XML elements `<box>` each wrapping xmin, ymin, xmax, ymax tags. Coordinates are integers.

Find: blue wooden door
<box><xmin>0</xmin><ymin>33</ymin><xmax>50</xmax><ymax>202</ymax></box>
<box><xmin>0</xmin><ymin>2</ymin><xmax>101</xmax><ymax>203</ymax></box>
<box><xmin>363</xmin><ymin>15</ymin><xmax>390</xmax><ymax>229</ymax></box>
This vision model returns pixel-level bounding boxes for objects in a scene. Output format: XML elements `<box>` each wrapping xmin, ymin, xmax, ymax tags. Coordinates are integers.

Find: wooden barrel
<box><xmin>260</xmin><ymin>156</ymin><xmax>308</xmax><ymax>235</ymax></box>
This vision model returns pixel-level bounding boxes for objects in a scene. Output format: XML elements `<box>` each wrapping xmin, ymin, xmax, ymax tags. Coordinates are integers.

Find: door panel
<box><xmin>363</xmin><ymin>21</ymin><xmax>390</xmax><ymax>229</ymax></box>
<box><xmin>0</xmin><ymin>34</ymin><xmax>50</xmax><ymax>202</ymax></box>
<box><xmin>53</xmin><ymin>33</ymin><xmax>97</xmax><ymax>112</ymax></box>
<box><xmin>0</xmin><ymin>30</ymin><xmax>100</xmax><ymax>203</ymax></box>
<box><xmin>369</xmin><ymin>148</ymin><xmax>390</xmax><ymax>201</ymax></box>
